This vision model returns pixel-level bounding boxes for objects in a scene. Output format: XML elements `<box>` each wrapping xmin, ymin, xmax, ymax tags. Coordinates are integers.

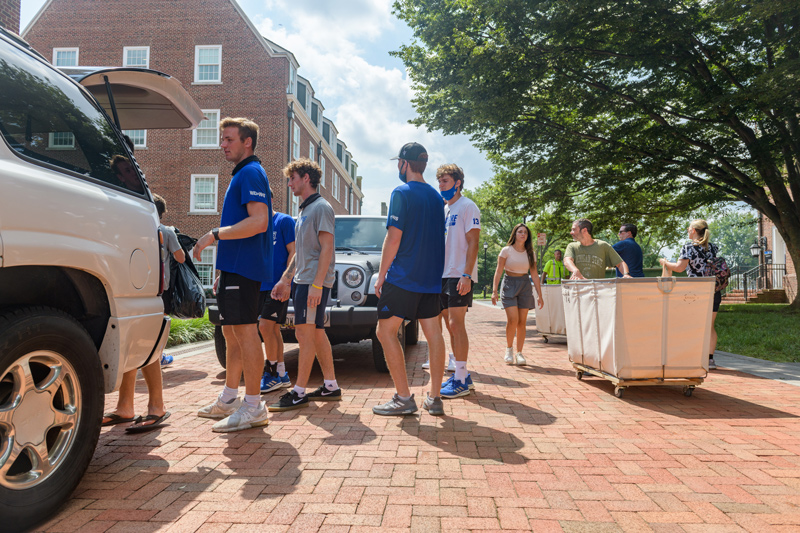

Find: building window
<box><xmin>311</xmin><ymin>103</ymin><xmax>319</xmax><ymax>127</ymax></box>
<box><xmin>48</xmin><ymin>132</ymin><xmax>75</xmax><ymax>149</ymax></box>
<box><xmin>337</xmin><ymin>143</ymin><xmax>343</xmax><ymax>162</ymax></box>
<box><xmin>345</xmin><ymin>154</ymin><xmax>350</xmax><ymax>173</ymax></box>
<box><xmin>193</xmin><ymin>109</ymin><xmax>220</xmax><ymax>148</ymax></box>
<box><xmin>296</xmin><ymin>81</ymin><xmax>306</xmax><ymax>110</ymax></box>
<box><xmin>190</xmin><ymin>174</ymin><xmax>218</xmax><ymax>213</ymax></box>
<box><xmin>292</xmin><ymin>123</ymin><xmax>300</xmax><ymax>160</ymax></box>
<box><xmin>288</xmin><ymin>64</ymin><xmax>296</xmax><ymax>94</ymax></box>
<box><xmin>333</xmin><ymin>172</ymin><xmax>339</xmax><ymax>201</ymax></box>
<box><xmin>322</xmin><ymin>122</ymin><xmax>330</xmax><ymax>144</ymax></box>
<box><xmin>196</xmin><ymin>247</ymin><xmax>216</xmax><ymax>288</ymax></box>
<box><xmin>122</xmin><ymin>129</ymin><xmax>147</xmax><ymax>148</ymax></box>
<box><xmin>194</xmin><ymin>45</ymin><xmax>221</xmax><ymax>83</ymax></box>
<box><xmin>345</xmin><ymin>186</ymin><xmax>351</xmax><ymax>212</ymax></box>
<box><xmin>309</xmin><ymin>141</ymin><xmax>315</xmax><ymax>161</ymax></box>
<box><xmin>123</xmin><ymin>47</ymin><xmax>149</xmax><ymax>68</ymax></box>
<box><xmin>320</xmin><ymin>157</ymin><xmax>326</xmax><ymax>188</ymax></box>
<box><xmin>350</xmin><ymin>162</ymin><xmax>357</xmax><ymax>180</ymax></box>
<box><xmin>53</xmin><ymin>48</ymin><xmax>78</xmax><ymax>66</ymax></box>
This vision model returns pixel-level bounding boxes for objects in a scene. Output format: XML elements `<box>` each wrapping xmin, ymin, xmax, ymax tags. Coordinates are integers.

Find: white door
<box><xmin>772</xmin><ymin>227</ymin><xmax>786</xmax><ymax>289</ymax></box>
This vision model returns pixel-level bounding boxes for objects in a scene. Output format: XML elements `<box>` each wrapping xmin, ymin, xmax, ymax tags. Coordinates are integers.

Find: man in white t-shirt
<box><xmin>435</xmin><ymin>164</ymin><xmax>481</xmax><ymax>399</ymax></box>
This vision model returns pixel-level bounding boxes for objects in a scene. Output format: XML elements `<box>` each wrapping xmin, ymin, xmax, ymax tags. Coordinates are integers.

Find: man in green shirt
<box><xmin>542</xmin><ymin>250</ymin><xmax>568</xmax><ymax>284</ymax></box>
<box><xmin>564</xmin><ymin>219</ymin><xmax>632</xmax><ymax>279</ymax></box>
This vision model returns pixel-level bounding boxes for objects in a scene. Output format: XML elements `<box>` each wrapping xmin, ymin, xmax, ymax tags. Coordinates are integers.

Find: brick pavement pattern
<box><xmin>36</xmin><ymin>303</ymin><xmax>800</xmax><ymax>532</ymax></box>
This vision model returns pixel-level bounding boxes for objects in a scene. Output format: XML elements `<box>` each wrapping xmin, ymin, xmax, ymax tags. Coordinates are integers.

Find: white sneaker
<box><xmin>504</xmin><ymin>347</ymin><xmax>514</xmax><ymax>364</ymax></box>
<box><xmin>212</xmin><ymin>401</ymin><xmax>269</xmax><ymax>433</ymax></box>
<box><xmin>197</xmin><ymin>396</ymin><xmax>240</xmax><ymax>420</ymax></box>
<box><xmin>422</xmin><ymin>358</ymin><xmax>430</xmax><ymax>369</ymax></box>
<box><xmin>446</xmin><ymin>353</ymin><xmax>456</xmax><ymax>372</ymax></box>
<box><xmin>515</xmin><ymin>352</ymin><xmax>526</xmax><ymax>366</ymax></box>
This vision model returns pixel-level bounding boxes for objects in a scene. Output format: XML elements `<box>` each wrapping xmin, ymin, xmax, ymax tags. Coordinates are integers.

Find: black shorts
<box><xmin>713</xmin><ymin>290</ymin><xmax>721</xmax><ymax>312</ymax></box>
<box><xmin>378</xmin><ymin>282</ymin><xmax>442</xmax><ymax>321</ymax></box>
<box><xmin>440</xmin><ymin>277</ymin><xmax>473</xmax><ymax>310</ymax></box>
<box><xmin>217</xmin><ymin>271</ymin><xmax>261</xmax><ymax>326</ymax></box>
<box><xmin>258</xmin><ymin>290</ymin><xmax>289</xmax><ymax>324</ymax></box>
<box><xmin>293</xmin><ymin>284</ymin><xmax>330</xmax><ymax>329</ymax></box>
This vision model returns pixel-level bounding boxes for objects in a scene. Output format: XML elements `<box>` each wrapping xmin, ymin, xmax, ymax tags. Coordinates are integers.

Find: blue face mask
<box><xmin>398</xmin><ymin>161</ymin><xmax>407</xmax><ymax>183</ymax></box>
<box><xmin>440</xmin><ymin>184</ymin><xmax>457</xmax><ymax>201</ymax></box>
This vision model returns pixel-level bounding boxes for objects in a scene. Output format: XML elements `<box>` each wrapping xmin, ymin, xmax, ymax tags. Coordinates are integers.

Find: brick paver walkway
<box><xmin>36</xmin><ymin>303</ymin><xmax>800</xmax><ymax>532</ymax></box>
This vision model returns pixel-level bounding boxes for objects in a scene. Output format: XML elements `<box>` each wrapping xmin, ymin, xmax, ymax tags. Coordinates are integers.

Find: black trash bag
<box><xmin>170</xmin><ymin>260</ymin><xmax>207</xmax><ymax>319</ymax></box>
<box><xmin>167</xmin><ymin>228</ymin><xmax>206</xmax><ymax>319</ymax></box>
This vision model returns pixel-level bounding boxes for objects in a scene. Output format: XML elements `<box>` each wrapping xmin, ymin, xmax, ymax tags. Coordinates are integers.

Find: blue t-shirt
<box><xmin>261</xmin><ymin>212</ymin><xmax>296</xmax><ymax>291</ymax></box>
<box><xmin>216</xmin><ymin>158</ymin><xmax>273</xmax><ymax>283</ymax></box>
<box><xmin>613</xmin><ymin>238</ymin><xmax>644</xmax><ymax>277</ymax></box>
<box><xmin>385</xmin><ymin>181</ymin><xmax>445</xmax><ymax>293</ymax></box>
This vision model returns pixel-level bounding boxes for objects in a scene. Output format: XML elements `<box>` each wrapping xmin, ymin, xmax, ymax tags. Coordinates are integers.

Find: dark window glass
<box><xmin>337</xmin><ymin>143</ymin><xmax>343</xmax><ymax>161</ymax></box>
<box><xmin>311</xmin><ymin>102</ymin><xmax>318</xmax><ymax>125</ymax></box>
<box><xmin>0</xmin><ymin>41</ymin><xmax>143</xmax><ymax>194</ymax></box>
<box><xmin>296</xmin><ymin>81</ymin><xmax>306</xmax><ymax>109</ymax></box>
<box><xmin>335</xmin><ymin>217</ymin><xmax>386</xmax><ymax>251</ymax></box>
<box><xmin>322</xmin><ymin>122</ymin><xmax>330</xmax><ymax>143</ymax></box>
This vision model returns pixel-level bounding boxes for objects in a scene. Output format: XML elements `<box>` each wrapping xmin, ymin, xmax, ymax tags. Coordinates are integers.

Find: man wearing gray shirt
<box><xmin>269</xmin><ymin>158</ymin><xmax>341</xmax><ymax>412</ymax></box>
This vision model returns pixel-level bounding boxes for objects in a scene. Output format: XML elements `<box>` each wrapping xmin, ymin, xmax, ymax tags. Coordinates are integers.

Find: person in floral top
<box><xmin>659</xmin><ymin>219</ymin><xmax>720</xmax><ymax>370</ymax></box>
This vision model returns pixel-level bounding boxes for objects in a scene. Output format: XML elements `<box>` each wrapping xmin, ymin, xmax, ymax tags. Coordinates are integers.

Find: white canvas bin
<box><xmin>562</xmin><ymin>278</ymin><xmax>715</xmax><ymax>380</ymax></box>
<box><xmin>536</xmin><ymin>284</ymin><xmax>566</xmax><ymax>340</ymax></box>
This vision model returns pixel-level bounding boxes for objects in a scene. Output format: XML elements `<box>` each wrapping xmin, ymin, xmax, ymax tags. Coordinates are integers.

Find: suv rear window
<box><xmin>0</xmin><ymin>39</ymin><xmax>144</xmax><ymax>194</ymax></box>
<box><xmin>335</xmin><ymin>218</ymin><xmax>386</xmax><ymax>251</ymax></box>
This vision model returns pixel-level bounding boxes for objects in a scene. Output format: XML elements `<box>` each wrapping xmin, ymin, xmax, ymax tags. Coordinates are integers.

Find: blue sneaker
<box><xmin>160</xmin><ymin>354</ymin><xmax>173</xmax><ymax>367</ymax></box>
<box><xmin>278</xmin><ymin>372</ymin><xmax>292</xmax><ymax>388</ymax></box>
<box><xmin>441</xmin><ymin>373</ymin><xmax>475</xmax><ymax>391</ymax></box>
<box><xmin>260</xmin><ymin>371</ymin><xmax>283</xmax><ymax>393</ymax></box>
<box><xmin>441</xmin><ymin>375</ymin><xmax>471</xmax><ymax>399</ymax></box>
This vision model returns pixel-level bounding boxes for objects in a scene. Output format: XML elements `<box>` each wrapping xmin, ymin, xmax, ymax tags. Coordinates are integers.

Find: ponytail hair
<box><xmin>690</xmin><ymin>219</ymin><xmax>710</xmax><ymax>250</ymax></box>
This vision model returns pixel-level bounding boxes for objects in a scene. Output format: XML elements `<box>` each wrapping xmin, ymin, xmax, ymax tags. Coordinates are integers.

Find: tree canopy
<box><xmin>394</xmin><ymin>0</ymin><xmax>800</xmax><ymax>305</ymax></box>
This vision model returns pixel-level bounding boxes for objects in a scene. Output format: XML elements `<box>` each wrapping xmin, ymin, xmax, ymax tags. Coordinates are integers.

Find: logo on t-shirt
<box><xmin>447</xmin><ymin>214</ymin><xmax>458</xmax><ymax>227</ymax></box>
<box><xmin>249</xmin><ymin>190</ymin><xmax>266</xmax><ymax>198</ymax></box>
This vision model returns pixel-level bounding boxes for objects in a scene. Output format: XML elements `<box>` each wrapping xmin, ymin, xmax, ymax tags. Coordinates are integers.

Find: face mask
<box><xmin>398</xmin><ymin>161</ymin><xmax>407</xmax><ymax>183</ymax></box>
<box><xmin>440</xmin><ymin>184</ymin><xmax>456</xmax><ymax>201</ymax></box>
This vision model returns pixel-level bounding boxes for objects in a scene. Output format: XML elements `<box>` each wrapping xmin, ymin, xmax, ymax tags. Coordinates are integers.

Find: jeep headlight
<box><xmin>342</xmin><ymin>267</ymin><xmax>364</xmax><ymax>288</ymax></box>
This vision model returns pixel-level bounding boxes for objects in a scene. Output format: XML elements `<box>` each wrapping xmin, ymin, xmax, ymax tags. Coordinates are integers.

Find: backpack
<box><xmin>704</xmin><ymin>256</ymin><xmax>730</xmax><ymax>293</ymax></box>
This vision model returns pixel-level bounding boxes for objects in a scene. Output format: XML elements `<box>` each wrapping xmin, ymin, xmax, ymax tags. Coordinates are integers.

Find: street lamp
<box><xmin>750</xmin><ymin>236</ymin><xmax>768</xmax><ymax>258</ymax></box>
<box><xmin>483</xmin><ymin>241</ymin><xmax>489</xmax><ymax>298</ymax></box>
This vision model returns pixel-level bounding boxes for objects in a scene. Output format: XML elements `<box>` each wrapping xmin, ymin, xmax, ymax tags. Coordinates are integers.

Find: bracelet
<box><xmin>311</xmin><ymin>284</ymin><xmax>323</xmax><ymax>290</ymax></box>
<box><xmin>461</xmin><ymin>273</ymin><xmax>472</xmax><ymax>279</ymax></box>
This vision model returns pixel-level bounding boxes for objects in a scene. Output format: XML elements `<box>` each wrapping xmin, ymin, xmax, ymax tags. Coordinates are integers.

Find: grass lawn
<box><xmin>167</xmin><ymin>312</ymin><xmax>214</xmax><ymax>347</ymax></box>
<box><xmin>715</xmin><ymin>304</ymin><xmax>800</xmax><ymax>363</ymax></box>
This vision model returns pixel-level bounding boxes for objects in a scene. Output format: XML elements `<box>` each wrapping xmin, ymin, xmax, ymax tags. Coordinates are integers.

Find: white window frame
<box><xmin>194</xmin><ymin>45</ymin><xmax>222</xmax><ymax>84</ymax></box>
<box><xmin>288</xmin><ymin>64</ymin><xmax>296</xmax><ymax>94</ymax></box>
<box><xmin>196</xmin><ymin>247</ymin><xmax>217</xmax><ymax>288</ymax></box>
<box><xmin>292</xmin><ymin>123</ymin><xmax>300</xmax><ymax>160</ymax></box>
<box><xmin>192</xmin><ymin>109</ymin><xmax>220</xmax><ymax>148</ymax></box>
<box><xmin>47</xmin><ymin>132</ymin><xmax>75</xmax><ymax>150</ymax></box>
<box><xmin>290</xmin><ymin>192</ymin><xmax>299</xmax><ymax>216</ymax></box>
<box><xmin>309</xmin><ymin>141</ymin><xmax>315</xmax><ymax>161</ymax></box>
<box><xmin>190</xmin><ymin>174</ymin><xmax>219</xmax><ymax>213</ymax></box>
<box><xmin>333</xmin><ymin>172</ymin><xmax>339</xmax><ymax>201</ymax></box>
<box><xmin>122</xmin><ymin>129</ymin><xmax>147</xmax><ymax>149</ymax></box>
<box><xmin>320</xmin><ymin>157</ymin><xmax>326</xmax><ymax>188</ymax></box>
<box><xmin>123</xmin><ymin>46</ymin><xmax>150</xmax><ymax>68</ymax></box>
<box><xmin>53</xmin><ymin>47</ymin><xmax>79</xmax><ymax>67</ymax></box>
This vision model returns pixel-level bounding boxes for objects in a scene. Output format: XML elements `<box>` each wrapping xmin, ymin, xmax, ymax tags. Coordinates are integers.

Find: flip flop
<box><xmin>102</xmin><ymin>413</ymin><xmax>136</xmax><ymax>427</ymax></box>
<box><xmin>125</xmin><ymin>411</ymin><xmax>171</xmax><ymax>433</ymax></box>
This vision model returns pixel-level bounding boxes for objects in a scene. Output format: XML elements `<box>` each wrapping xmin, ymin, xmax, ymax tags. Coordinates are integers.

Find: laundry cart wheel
<box><xmin>683</xmin><ymin>386</ymin><xmax>694</xmax><ymax>397</ymax></box>
<box><xmin>576</xmin><ymin>371</ymin><xmax>583</xmax><ymax>381</ymax></box>
<box><xmin>614</xmin><ymin>386</ymin><xmax>624</xmax><ymax>398</ymax></box>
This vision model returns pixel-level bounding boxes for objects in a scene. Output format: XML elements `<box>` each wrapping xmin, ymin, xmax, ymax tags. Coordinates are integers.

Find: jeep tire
<box><xmin>0</xmin><ymin>307</ymin><xmax>104</xmax><ymax>532</ymax></box>
<box><xmin>405</xmin><ymin>319</ymin><xmax>419</xmax><ymax>345</ymax></box>
<box><xmin>370</xmin><ymin>324</ymin><xmax>406</xmax><ymax>373</ymax></box>
<box><xmin>214</xmin><ymin>326</ymin><xmax>226</xmax><ymax>368</ymax></box>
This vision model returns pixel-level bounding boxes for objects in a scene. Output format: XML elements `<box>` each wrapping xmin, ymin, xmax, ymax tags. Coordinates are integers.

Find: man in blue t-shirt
<box><xmin>613</xmin><ymin>223</ymin><xmax>645</xmax><ymax>278</ymax></box>
<box><xmin>193</xmin><ymin>117</ymin><xmax>273</xmax><ymax>433</ymax></box>
<box><xmin>258</xmin><ymin>210</ymin><xmax>296</xmax><ymax>393</ymax></box>
<box><xmin>373</xmin><ymin>142</ymin><xmax>447</xmax><ymax>417</ymax></box>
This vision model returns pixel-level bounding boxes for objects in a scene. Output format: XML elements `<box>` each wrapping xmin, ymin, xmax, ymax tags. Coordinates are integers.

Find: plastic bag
<box><xmin>170</xmin><ymin>260</ymin><xmax>207</xmax><ymax>318</ymax></box>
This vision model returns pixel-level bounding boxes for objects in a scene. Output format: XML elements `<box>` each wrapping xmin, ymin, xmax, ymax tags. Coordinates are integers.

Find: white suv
<box><xmin>0</xmin><ymin>28</ymin><xmax>203</xmax><ymax>531</ymax></box>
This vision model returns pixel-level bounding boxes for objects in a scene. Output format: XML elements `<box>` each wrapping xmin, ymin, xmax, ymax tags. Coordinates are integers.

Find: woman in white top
<box><xmin>491</xmin><ymin>224</ymin><xmax>544</xmax><ymax>365</ymax></box>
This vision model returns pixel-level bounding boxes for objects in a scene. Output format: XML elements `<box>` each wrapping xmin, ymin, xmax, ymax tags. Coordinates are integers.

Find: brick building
<box><xmin>759</xmin><ymin>214</ymin><xmax>797</xmax><ymax>303</ymax></box>
<box><xmin>0</xmin><ymin>0</ymin><xmax>19</xmax><ymax>34</ymax></box>
<box><xmin>24</xmin><ymin>0</ymin><xmax>364</xmax><ymax>287</ymax></box>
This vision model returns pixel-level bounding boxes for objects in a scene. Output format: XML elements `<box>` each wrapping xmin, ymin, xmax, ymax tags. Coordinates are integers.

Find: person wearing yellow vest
<box><xmin>542</xmin><ymin>250</ymin><xmax>568</xmax><ymax>284</ymax></box>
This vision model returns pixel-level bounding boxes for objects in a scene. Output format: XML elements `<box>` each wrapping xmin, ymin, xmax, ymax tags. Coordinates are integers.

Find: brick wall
<box><xmin>760</xmin><ymin>214</ymin><xmax>796</xmax><ymax>300</ymax></box>
<box><xmin>24</xmin><ymin>0</ymin><xmax>355</xmax><ymax>253</ymax></box>
<box><xmin>0</xmin><ymin>0</ymin><xmax>20</xmax><ymax>34</ymax></box>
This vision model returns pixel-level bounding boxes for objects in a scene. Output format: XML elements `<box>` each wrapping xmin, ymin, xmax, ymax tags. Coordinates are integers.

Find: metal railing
<box><xmin>725</xmin><ymin>264</ymin><xmax>787</xmax><ymax>301</ymax></box>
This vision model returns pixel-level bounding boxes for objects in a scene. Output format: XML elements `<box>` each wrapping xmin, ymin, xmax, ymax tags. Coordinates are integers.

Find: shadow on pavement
<box><xmin>161</xmin><ymin>369</ymin><xmax>208</xmax><ymax>389</ymax></box>
<box><xmin>462</xmin><ymin>391</ymin><xmax>557</xmax><ymax>425</ymax></box>
<box><xmin>305</xmin><ymin>406</ymin><xmax>378</xmax><ymax>446</ymax></box>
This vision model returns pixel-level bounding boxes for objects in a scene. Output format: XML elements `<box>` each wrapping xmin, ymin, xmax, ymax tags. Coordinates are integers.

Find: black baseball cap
<box><xmin>391</xmin><ymin>142</ymin><xmax>428</xmax><ymax>162</ymax></box>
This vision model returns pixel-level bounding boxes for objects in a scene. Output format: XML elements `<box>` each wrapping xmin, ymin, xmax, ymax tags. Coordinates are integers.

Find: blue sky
<box><xmin>20</xmin><ymin>0</ymin><xmax>494</xmax><ymax>215</ymax></box>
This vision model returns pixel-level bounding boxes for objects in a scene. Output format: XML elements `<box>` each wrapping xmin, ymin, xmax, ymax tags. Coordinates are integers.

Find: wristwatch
<box><xmin>212</xmin><ymin>228</ymin><xmax>220</xmax><ymax>241</ymax></box>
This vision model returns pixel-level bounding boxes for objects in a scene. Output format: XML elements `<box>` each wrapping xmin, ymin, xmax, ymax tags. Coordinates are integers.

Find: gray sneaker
<box><xmin>212</xmin><ymin>401</ymin><xmax>269</xmax><ymax>433</ymax></box>
<box><xmin>423</xmin><ymin>394</ymin><xmax>444</xmax><ymax>416</ymax></box>
<box><xmin>372</xmin><ymin>393</ymin><xmax>417</xmax><ymax>416</ymax></box>
<box><xmin>197</xmin><ymin>396</ymin><xmax>240</xmax><ymax>419</ymax></box>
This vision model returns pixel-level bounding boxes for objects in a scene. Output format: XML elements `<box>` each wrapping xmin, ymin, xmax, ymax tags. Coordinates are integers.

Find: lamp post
<box><xmin>483</xmin><ymin>241</ymin><xmax>489</xmax><ymax>298</ymax></box>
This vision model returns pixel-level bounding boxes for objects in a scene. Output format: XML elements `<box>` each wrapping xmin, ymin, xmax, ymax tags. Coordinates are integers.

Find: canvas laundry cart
<box><xmin>562</xmin><ymin>277</ymin><xmax>715</xmax><ymax>398</ymax></box>
<box><xmin>536</xmin><ymin>284</ymin><xmax>566</xmax><ymax>343</ymax></box>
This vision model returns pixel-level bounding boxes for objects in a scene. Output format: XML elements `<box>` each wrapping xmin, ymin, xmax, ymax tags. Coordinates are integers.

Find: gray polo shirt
<box><xmin>295</xmin><ymin>196</ymin><xmax>336</xmax><ymax>287</ymax></box>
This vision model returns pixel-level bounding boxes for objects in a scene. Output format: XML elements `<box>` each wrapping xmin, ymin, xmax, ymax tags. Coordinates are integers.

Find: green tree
<box><xmin>394</xmin><ymin>0</ymin><xmax>800</xmax><ymax>306</ymax></box>
<box><xmin>709</xmin><ymin>209</ymin><xmax>759</xmax><ymax>270</ymax></box>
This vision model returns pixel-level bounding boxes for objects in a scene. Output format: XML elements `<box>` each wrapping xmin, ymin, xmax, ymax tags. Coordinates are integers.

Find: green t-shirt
<box><xmin>564</xmin><ymin>240</ymin><xmax>623</xmax><ymax>279</ymax></box>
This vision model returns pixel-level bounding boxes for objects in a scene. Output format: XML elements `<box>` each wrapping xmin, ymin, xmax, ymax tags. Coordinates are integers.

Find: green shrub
<box><xmin>167</xmin><ymin>311</ymin><xmax>214</xmax><ymax>347</ymax></box>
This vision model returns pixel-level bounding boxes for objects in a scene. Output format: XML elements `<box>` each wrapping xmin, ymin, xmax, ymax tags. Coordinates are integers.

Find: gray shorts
<box><xmin>501</xmin><ymin>274</ymin><xmax>535</xmax><ymax>309</ymax></box>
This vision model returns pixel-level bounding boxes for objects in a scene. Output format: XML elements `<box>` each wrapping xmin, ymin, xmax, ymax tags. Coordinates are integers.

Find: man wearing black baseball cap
<box><xmin>373</xmin><ymin>142</ymin><xmax>447</xmax><ymax>416</ymax></box>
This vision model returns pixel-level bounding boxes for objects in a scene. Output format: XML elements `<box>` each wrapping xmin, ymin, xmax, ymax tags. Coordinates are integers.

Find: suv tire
<box><xmin>405</xmin><ymin>319</ymin><xmax>419</xmax><ymax>345</ymax></box>
<box><xmin>0</xmin><ymin>307</ymin><xmax>104</xmax><ymax>532</ymax></box>
<box><xmin>370</xmin><ymin>324</ymin><xmax>406</xmax><ymax>373</ymax></box>
<box><xmin>214</xmin><ymin>326</ymin><xmax>226</xmax><ymax>368</ymax></box>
